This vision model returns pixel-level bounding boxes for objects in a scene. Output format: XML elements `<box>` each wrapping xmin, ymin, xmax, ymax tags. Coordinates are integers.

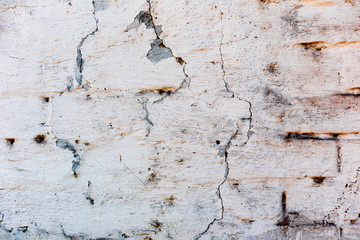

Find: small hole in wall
<box><xmin>176</xmin><ymin>57</ymin><xmax>185</xmax><ymax>65</ymax></box>
<box><xmin>34</xmin><ymin>135</ymin><xmax>46</xmax><ymax>144</ymax></box>
<box><xmin>216</xmin><ymin>140</ymin><xmax>220</xmax><ymax>144</ymax></box>
<box><xmin>6</xmin><ymin>138</ymin><xmax>15</xmax><ymax>146</ymax></box>
<box><xmin>42</xmin><ymin>97</ymin><xmax>49</xmax><ymax>103</ymax></box>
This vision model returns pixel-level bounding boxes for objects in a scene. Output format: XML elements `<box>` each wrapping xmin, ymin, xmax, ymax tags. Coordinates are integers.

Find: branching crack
<box><xmin>75</xmin><ymin>0</ymin><xmax>99</xmax><ymax>86</ymax></box>
<box><xmin>195</xmin><ymin>12</ymin><xmax>254</xmax><ymax>239</ymax></box>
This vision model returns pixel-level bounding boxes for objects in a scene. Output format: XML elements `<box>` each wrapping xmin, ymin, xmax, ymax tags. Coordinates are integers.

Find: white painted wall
<box><xmin>1</xmin><ymin>0</ymin><xmax>360</xmax><ymax>239</ymax></box>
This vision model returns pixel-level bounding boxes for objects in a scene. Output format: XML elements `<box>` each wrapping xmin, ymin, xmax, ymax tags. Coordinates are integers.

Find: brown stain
<box><xmin>42</xmin><ymin>96</ymin><xmax>49</xmax><ymax>103</ymax></box>
<box><xmin>284</xmin><ymin>132</ymin><xmax>360</xmax><ymax>141</ymax></box>
<box><xmin>350</xmin><ymin>219</ymin><xmax>357</xmax><ymax>224</ymax></box>
<box><xmin>277</xmin><ymin>191</ymin><xmax>288</xmax><ymax>226</ymax></box>
<box><xmin>297</xmin><ymin>0</ymin><xmax>335</xmax><ymax>6</ymax></box>
<box><xmin>311</xmin><ymin>176</ymin><xmax>326</xmax><ymax>184</ymax></box>
<box><xmin>299</xmin><ymin>95</ymin><xmax>360</xmax><ymax>116</ymax></box>
<box><xmin>235</xmin><ymin>216</ymin><xmax>255</xmax><ymax>223</ymax></box>
<box><xmin>148</xmin><ymin>172</ymin><xmax>159</xmax><ymax>183</ymax></box>
<box><xmin>347</xmin><ymin>87</ymin><xmax>360</xmax><ymax>91</ymax></box>
<box><xmin>165</xmin><ymin>195</ymin><xmax>176</xmax><ymax>205</ymax></box>
<box><xmin>265</xmin><ymin>62</ymin><xmax>279</xmax><ymax>75</ymax></box>
<box><xmin>259</xmin><ymin>0</ymin><xmax>279</xmax><ymax>3</ymax></box>
<box><xmin>138</xmin><ymin>86</ymin><xmax>177</xmax><ymax>95</ymax></box>
<box><xmin>297</xmin><ymin>40</ymin><xmax>359</xmax><ymax>50</ymax></box>
<box><xmin>176</xmin><ymin>57</ymin><xmax>185</xmax><ymax>65</ymax></box>
<box><xmin>34</xmin><ymin>135</ymin><xmax>46</xmax><ymax>144</ymax></box>
<box><xmin>298</xmin><ymin>41</ymin><xmax>328</xmax><ymax>50</ymax></box>
<box><xmin>149</xmin><ymin>219</ymin><xmax>162</xmax><ymax>232</ymax></box>
<box><xmin>6</xmin><ymin>138</ymin><xmax>15</xmax><ymax>146</ymax></box>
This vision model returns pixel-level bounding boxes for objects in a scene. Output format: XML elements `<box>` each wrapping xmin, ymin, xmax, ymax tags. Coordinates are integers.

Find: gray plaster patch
<box><xmin>146</xmin><ymin>39</ymin><xmax>173</xmax><ymax>64</ymax></box>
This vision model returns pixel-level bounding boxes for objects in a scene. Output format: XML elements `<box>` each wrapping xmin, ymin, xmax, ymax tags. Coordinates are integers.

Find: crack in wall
<box><xmin>194</xmin><ymin>126</ymin><xmax>240</xmax><ymax>240</ymax></box>
<box><xmin>141</xmin><ymin>99</ymin><xmax>153</xmax><ymax>137</ymax></box>
<box><xmin>130</xmin><ymin>0</ymin><xmax>193</xmax><ymax>136</ymax></box>
<box><xmin>75</xmin><ymin>0</ymin><xmax>99</xmax><ymax>87</ymax></box>
<box><xmin>194</xmin><ymin>11</ymin><xmax>254</xmax><ymax>239</ymax></box>
<box><xmin>219</xmin><ymin>12</ymin><xmax>234</xmax><ymax>98</ymax></box>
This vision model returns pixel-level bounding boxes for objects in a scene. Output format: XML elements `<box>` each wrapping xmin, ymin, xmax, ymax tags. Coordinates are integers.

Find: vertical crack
<box><xmin>195</xmin><ymin>11</ymin><xmax>254</xmax><ymax>239</ymax></box>
<box><xmin>75</xmin><ymin>0</ymin><xmax>99</xmax><ymax>86</ymax></box>
<box><xmin>194</xmin><ymin>126</ymin><xmax>240</xmax><ymax>240</ymax></box>
<box><xmin>141</xmin><ymin>99</ymin><xmax>153</xmax><ymax>137</ymax></box>
<box><xmin>219</xmin><ymin>11</ymin><xmax>234</xmax><ymax>98</ymax></box>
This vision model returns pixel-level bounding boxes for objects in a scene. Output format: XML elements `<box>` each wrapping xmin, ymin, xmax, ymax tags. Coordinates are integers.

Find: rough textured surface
<box><xmin>0</xmin><ymin>0</ymin><xmax>360</xmax><ymax>239</ymax></box>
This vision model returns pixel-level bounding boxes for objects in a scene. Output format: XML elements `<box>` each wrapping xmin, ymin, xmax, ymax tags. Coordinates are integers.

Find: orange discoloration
<box><xmin>346</xmin><ymin>87</ymin><xmax>360</xmax><ymax>91</ymax></box>
<box><xmin>138</xmin><ymin>86</ymin><xmax>177</xmax><ymax>95</ymax></box>
<box><xmin>298</xmin><ymin>41</ymin><xmax>360</xmax><ymax>50</ymax></box>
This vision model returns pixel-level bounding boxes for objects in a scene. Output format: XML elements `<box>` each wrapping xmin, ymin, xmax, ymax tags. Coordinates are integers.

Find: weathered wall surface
<box><xmin>0</xmin><ymin>0</ymin><xmax>360</xmax><ymax>239</ymax></box>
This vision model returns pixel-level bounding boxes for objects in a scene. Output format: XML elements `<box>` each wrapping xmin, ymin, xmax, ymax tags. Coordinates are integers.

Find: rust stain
<box><xmin>138</xmin><ymin>86</ymin><xmax>177</xmax><ymax>95</ymax></box>
<box><xmin>176</xmin><ymin>57</ymin><xmax>185</xmax><ymax>65</ymax></box>
<box><xmin>298</xmin><ymin>41</ymin><xmax>328</xmax><ymax>50</ymax></box>
<box><xmin>259</xmin><ymin>0</ymin><xmax>279</xmax><ymax>3</ymax></box>
<box><xmin>297</xmin><ymin>0</ymin><xmax>335</xmax><ymax>6</ymax></box>
<box><xmin>346</xmin><ymin>87</ymin><xmax>360</xmax><ymax>91</ymax></box>
<box><xmin>310</xmin><ymin>176</ymin><xmax>326</xmax><ymax>184</ymax></box>
<box><xmin>297</xmin><ymin>41</ymin><xmax>360</xmax><ymax>50</ymax></box>
<box><xmin>284</xmin><ymin>132</ymin><xmax>360</xmax><ymax>141</ymax></box>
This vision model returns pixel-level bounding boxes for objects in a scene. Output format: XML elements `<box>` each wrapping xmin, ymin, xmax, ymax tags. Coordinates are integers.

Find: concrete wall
<box><xmin>0</xmin><ymin>0</ymin><xmax>360</xmax><ymax>239</ymax></box>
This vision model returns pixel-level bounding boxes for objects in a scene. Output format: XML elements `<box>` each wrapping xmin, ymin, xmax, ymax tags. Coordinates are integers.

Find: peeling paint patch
<box><xmin>146</xmin><ymin>39</ymin><xmax>173</xmax><ymax>64</ymax></box>
<box><xmin>56</xmin><ymin>140</ymin><xmax>81</xmax><ymax>177</ymax></box>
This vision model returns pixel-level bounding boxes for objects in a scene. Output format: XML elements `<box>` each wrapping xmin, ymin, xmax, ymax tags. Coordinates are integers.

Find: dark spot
<box><xmin>42</xmin><ymin>97</ymin><xmax>49</xmax><ymax>103</ymax></box>
<box><xmin>298</xmin><ymin>41</ymin><xmax>327</xmax><ymax>51</ymax></box>
<box><xmin>34</xmin><ymin>135</ymin><xmax>46</xmax><ymax>144</ymax></box>
<box><xmin>17</xmin><ymin>226</ymin><xmax>28</xmax><ymax>232</ymax></box>
<box><xmin>216</xmin><ymin>140</ymin><xmax>221</xmax><ymax>144</ymax></box>
<box><xmin>75</xmin><ymin>139</ymin><xmax>80</xmax><ymax>144</ymax></box>
<box><xmin>283</xmin><ymin>132</ymin><xmax>340</xmax><ymax>141</ymax></box>
<box><xmin>120</xmin><ymin>232</ymin><xmax>129</xmax><ymax>238</ymax></box>
<box><xmin>85</xmin><ymin>195</ymin><xmax>95</xmax><ymax>205</ymax></box>
<box><xmin>72</xmin><ymin>160</ymin><xmax>80</xmax><ymax>177</ymax></box>
<box><xmin>350</xmin><ymin>219</ymin><xmax>357</xmax><ymax>224</ymax></box>
<box><xmin>165</xmin><ymin>195</ymin><xmax>175</xmax><ymax>206</ymax></box>
<box><xmin>136</xmin><ymin>11</ymin><xmax>155</xmax><ymax>29</ymax></box>
<box><xmin>149</xmin><ymin>219</ymin><xmax>162</xmax><ymax>232</ymax></box>
<box><xmin>276</xmin><ymin>191</ymin><xmax>288</xmax><ymax>226</ymax></box>
<box><xmin>334</xmin><ymin>93</ymin><xmax>360</xmax><ymax>97</ymax></box>
<box><xmin>148</xmin><ymin>172</ymin><xmax>159</xmax><ymax>183</ymax></box>
<box><xmin>265</xmin><ymin>62</ymin><xmax>279</xmax><ymax>74</ymax></box>
<box><xmin>88</xmin><ymin>181</ymin><xmax>92</xmax><ymax>187</ymax></box>
<box><xmin>312</xmin><ymin>176</ymin><xmax>326</xmax><ymax>184</ymax></box>
<box><xmin>6</xmin><ymin>138</ymin><xmax>15</xmax><ymax>146</ymax></box>
<box><xmin>157</xmin><ymin>89</ymin><xmax>172</xmax><ymax>95</ymax></box>
<box><xmin>176</xmin><ymin>57</ymin><xmax>185</xmax><ymax>65</ymax></box>
<box><xmin>232</xmin><ymin>182</ymin><xmax>239</xmax><ymax>186</ymax></box>
<box><xmin>84</xmin><ymin>142</ymin><xmax>90</xmax><ymax>146</ymax></box>
<box><xmin>138</xmin><ymin>87</ymin><xmax>176</xmax><ymax>95</ymax></box>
